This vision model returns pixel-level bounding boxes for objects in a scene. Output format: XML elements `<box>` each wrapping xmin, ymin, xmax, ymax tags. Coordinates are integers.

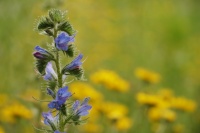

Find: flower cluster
<box><xmin>32</xmin><ymin>9</ymin><xmax>92</xmax><ymax>132</ymax></box>
<box><xmin>90</xmin><ymin>69</ymin><xmax>130</xmax><ymax>92</ymax></box>
<box><xmin>136</xmin><ymin>89</ymin><xmax>197</xmax><ymax>122</ymax></box>
<box><xmin>134</xmin><ymin>68</ymin><xmax>161</xmax><ymax>84</ymax></box>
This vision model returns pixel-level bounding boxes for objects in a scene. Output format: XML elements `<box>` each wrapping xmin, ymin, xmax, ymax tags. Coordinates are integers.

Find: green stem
<box><xmin>54</xmin><ymin>27</ymin><xmax>64</xmax><ymax>131</ymax></box>
<box><xmin>55</xmin><ymin>51</ymin><xmax>62</xmax><ymax>88</ymax></box>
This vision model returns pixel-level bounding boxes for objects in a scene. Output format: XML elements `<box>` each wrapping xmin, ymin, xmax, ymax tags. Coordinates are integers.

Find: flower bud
<box><xmin>62</xmin><ymin>54</ymin><xmax>84</xmax><ymax>79</ymax></box>
<box><xmin>33</xmin><ymin>46</ymin><xmax>54</xmax><ymax>60</ymax></box>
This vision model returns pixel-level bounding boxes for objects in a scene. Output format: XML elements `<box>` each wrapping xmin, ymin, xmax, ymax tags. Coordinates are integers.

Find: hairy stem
<box><xmin>54</xmin><ymin>26</ymin><xmax>64</xmax><ymax>131</ymax></box>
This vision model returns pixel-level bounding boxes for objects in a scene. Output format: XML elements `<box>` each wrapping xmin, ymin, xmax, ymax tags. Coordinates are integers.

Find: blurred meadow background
<box><xmin>0</xmin><ymin>0</ymin><xmax>200</xmax><ymax>133</ymax></box>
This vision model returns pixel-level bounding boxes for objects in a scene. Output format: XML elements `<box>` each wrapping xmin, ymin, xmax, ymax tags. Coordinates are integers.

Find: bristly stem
<box><xmin>53</xmin><ymin>26</ymin><xmax>64</xmax><ymax>131</ymax></box>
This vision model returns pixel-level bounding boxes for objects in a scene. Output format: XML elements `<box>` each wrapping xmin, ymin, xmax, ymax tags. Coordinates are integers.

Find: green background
<box><xmin>0</xmin><ymin>0</ymin><xmax>199</xmax><ymax>132</ymax></box>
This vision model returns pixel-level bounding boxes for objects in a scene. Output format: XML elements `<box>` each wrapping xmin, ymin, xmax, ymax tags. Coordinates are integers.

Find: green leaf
<box><xmin>58</xmin><ymin>21</ymin><xmax>75</xmax><ymax>36</ymax></box>
<box><xmin>35</xmin><ymin>59</ymin><xmax>48</xmax><ymax>75</ymax></box>
<box><xmin>47</xmin><ymin>119</ymin><xmax>57</xmax><ymax>131</ymax></box>
<box><xmin>62</xmin><ymin>68</ymin><xmax>84</xmax><ymax>80</ymax></box>
<box><xmin>37</xmin><ymin>17</ymin><xmax>54</xmax><ymax>31</ymax></box>
<box><xmin>64</xmin><ymin>44</ymin><xmax>76</xmax><ymax>57</ymax></box>
<box><xmin>48</xmin><ymin>9</ymin><xmax>66</xmax><ymax>23</ymax></box>
<box><xmin>61</xmin><ymin>105</ymin><xmax>67</xmax><ymax>116</ymax></box>
<box><xmin>47</xmin><ymin>80</ymin><xmax>57</xmax><ymax>91</ymax></box>
<box><xmin>44</xmin><ymin>29</ymin><xmax>54</xmax><ymax>36</ymax></box>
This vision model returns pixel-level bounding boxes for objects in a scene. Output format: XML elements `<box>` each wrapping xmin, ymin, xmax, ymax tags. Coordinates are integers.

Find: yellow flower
<box><xmin>1</xmin><ymin>102</ymin><xmax>33</xmax><ymax>123</ymax></box>
<box><xmin>0</xmin><ymin>126</ymin><xmax>5</xmax><ymax>133</ymax></box>
<box><xmin>171</xmin><ymin>97</ymin><xmax>197</xmax><ymax>112</ymax></box>
<box><xmin>134</xmin><ymin>68</ymin><xmax>161</xmax><ymax>84</ymax></box>
<box><xmin>158</xmin><ymin>89</ymin><xmax>174</xmax><ymax>101</ymax></box>
<box><xmin>136</xmin><ymin>92</ymin><xmax>161</xmax><ymax>107</ymax></box>
<box><xmin>114</xmin><ymin>117</ymin><xmax>133</xmax><ymax>131</ymax></box>
<box><xmin>100</xmin><ymin>102</ymin><xmax>128</xmax><ymax>120</ymax></box>
<box><xmin>69</xmin><ymin>82</ymin><xmax>104</xmax><ymax>102</ymax></box>
<box><xmin>90</xmin><ymin>69</ymin><xmax>130</xmax><ymax>92</ymax></box>
<box><xmin>148</xmin><ymin>107</ymin><xmax>176</xmax><ymax>122</ymax></box>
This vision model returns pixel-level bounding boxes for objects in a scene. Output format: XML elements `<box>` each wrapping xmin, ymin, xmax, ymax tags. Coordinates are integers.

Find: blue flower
<box><xmin>62</xmin><ymin>54</ymin><xmax>84</xmax><ymax>79</ymax></box>
<box><xmin>65</xmin><ymin>54</ymin><xmax>83</xmax><ymax>71</ymax></box>
<box><xmin>42</xmin><ymin>112</ymin><xmax>58</xmax><ymax>125</ymax></box>
<box><xmin>43</xmin><ymin>62</ymin><xmax>57</xmax><ymax>81</ymax></box>
<box><xmin>72</xmin><ymin>97</ymin><xmax>92</xmax><ymax>116</ymax></box>
<box><xmin>48</xmin><ymin>86</ymin><xmax>71</xmax><ymax>110</ymax></box>
<box><xmin>55</xmin><ymin>32</ymin><xmax>75</xmax><ymax>51</ymax></box>
<box><xmin>33</xmin><ymin>46</ymin><xmax>53</xmax><ymax>60</ymax></box>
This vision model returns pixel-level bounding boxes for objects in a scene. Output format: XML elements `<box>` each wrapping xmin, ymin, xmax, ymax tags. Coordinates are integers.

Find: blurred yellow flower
<box><xmin>171</xmin><ymin>97</ymin><xmax>197</xmax><ymax>112</ymax></box>
<box><xmin>136</xmin><ymin>92</ymin><xmax>161</xmax><ymax>107</ymax></box>
<box><xmin>134</xmin><ymin>68</ymin><xmax>161</xmax><ymax>84</ymax></box>
<box><xmin>90</xmin><ymin>69</ymin><xmax>130</xmax><ymax>92</ymax></box>
<box><xmin>69</xmin><ymin>82</ymin><xmax>104</xmax><ymax>102</ymax></box>
<box><xmin>148</xmin><ymin>107</ymin><xmax>176</xmax><ymax>122</ymax></box>
<box><xmin>100</xmin><ymin>102</ymin><xmax>128</xmax><ymax>120</ymax></box>
<box><xmin>1</xmin><ymin>102</ymin><xmax>33</xmax><ymax>123</ymax></box>
<box><xmin>114</xmin><ymin>117</ymin><xmax>132</xmax><ymax>131</ymax></box>
<box><xmin>0</xmin><ymin>126</ymin><xmax>5</xmax><ymax>133</ymax></box>
<box><xmin>158</xmin><ymin>89</ymin><xmax>174</xmax><ymax>101</ymax></box>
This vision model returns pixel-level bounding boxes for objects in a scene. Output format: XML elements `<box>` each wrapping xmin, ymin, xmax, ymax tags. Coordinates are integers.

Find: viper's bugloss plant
<box><xmin>33</xmin><ymin>9</ymin><xmax>92</xmax><ymax>132</ymax></box>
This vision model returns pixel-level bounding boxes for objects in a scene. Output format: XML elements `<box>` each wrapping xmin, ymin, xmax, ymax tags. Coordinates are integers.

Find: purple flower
<box><xmin>33</xmin><ymin>46</ymin><xmax>53</xmax><ymax>60</ymax></box>
<box><xmin>65</xmin><ymin>54</ymin><xmax>83</xmax><ymax>71</ymax></box>
<box><xmin>55</xmin><ymin>32</ymin><xmax>75</xmax><ymax>51</ymax></box>
<box><xmin>43</xmin><ymin>62</ymin><xmax>57</xmax><ymax>81</ymax></box>
<box><xmin>54</xmin><ymin>131</ymin><xmax>66</xmax><ymax>133</ymax></box>
<box><xmin>72</xmin><ymin>97</ymin><xmax>92</xmax><ymax>116</ymax></box>
<box><xmin>42</xmin><ymin>112</ymin><xmax>58</xmax><ymax>125</ymax></box>
<box><xmin>62</xmin><ymin>54</ymin><xmax>84</xmax><ymax>79</ymax></box>
<box><xmin>48</xmin><ymin>86</ymin><xmax>71</xmax><ymax>110</ymax></box>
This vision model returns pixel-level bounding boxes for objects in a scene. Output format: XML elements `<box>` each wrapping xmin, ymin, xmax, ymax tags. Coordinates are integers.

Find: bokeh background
<box><xmin>0</xmin><ymin>0</ymin><xmax>200</xmax><ymax>133</ymax></box>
